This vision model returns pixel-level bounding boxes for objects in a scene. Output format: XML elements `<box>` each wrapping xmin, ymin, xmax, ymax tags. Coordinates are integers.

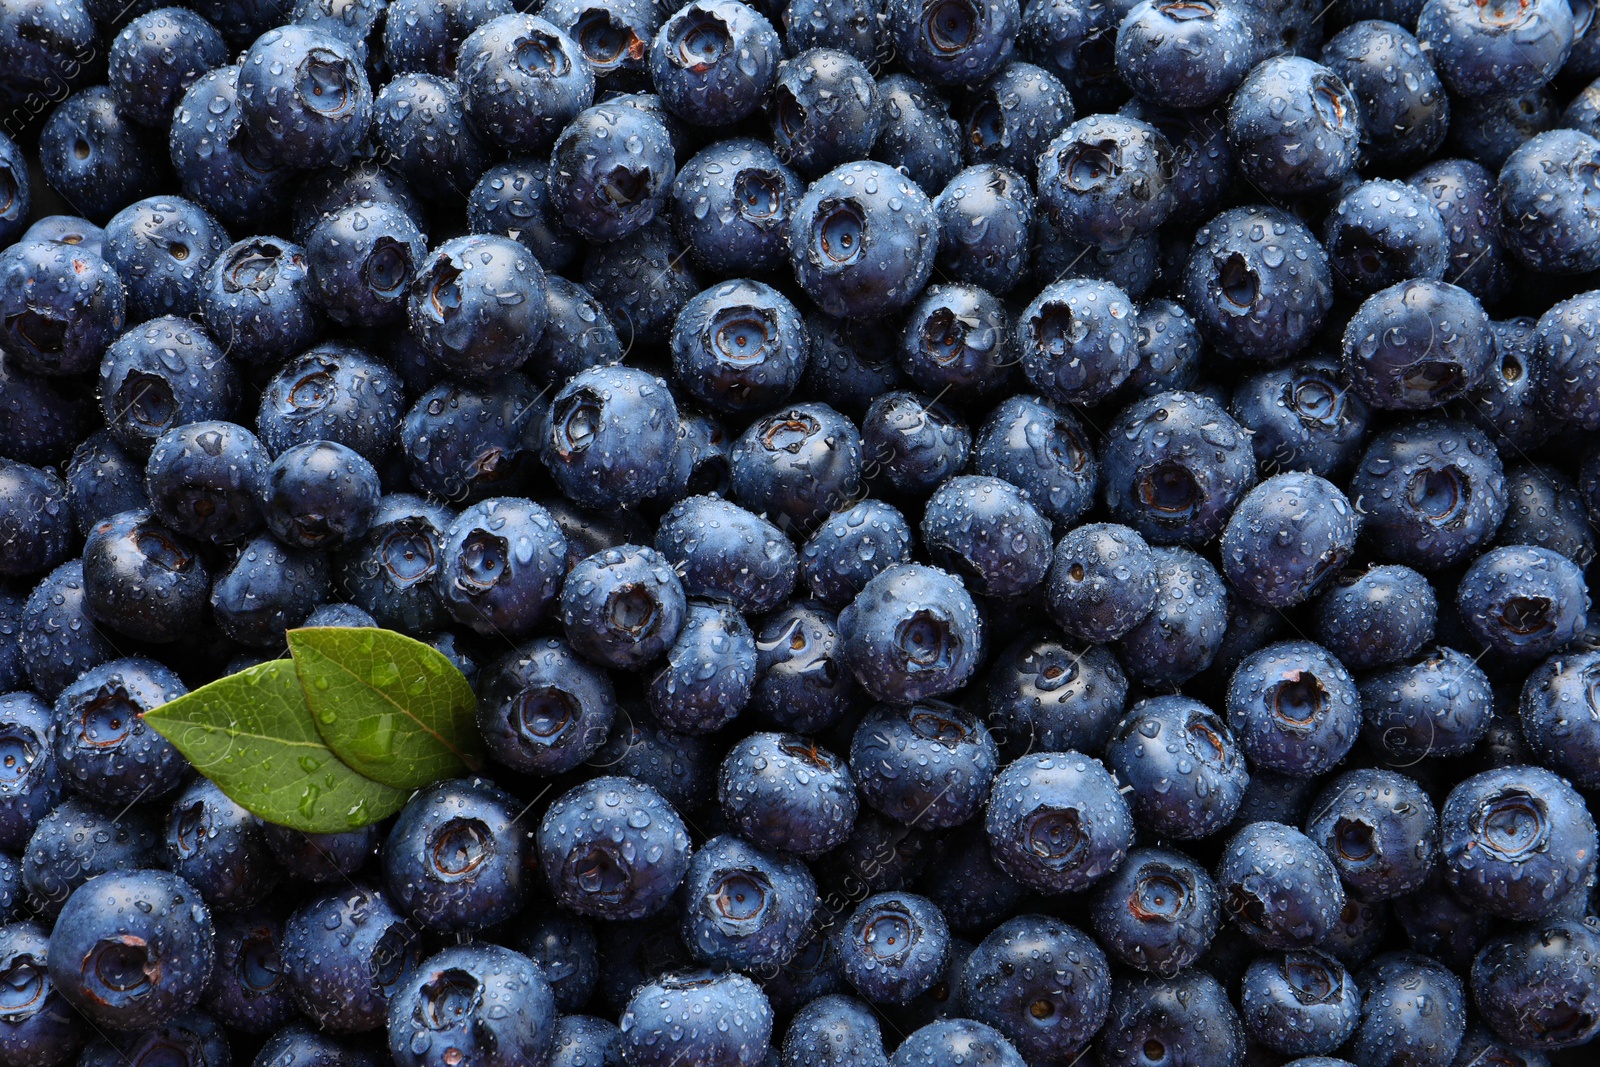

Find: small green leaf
<box><xmin>143</xmin><ymin>659</ymin><xmax>411</xmax><ymax>833</ymax></box>
<box><xmin>288</xmin><ymin>626</ymin><xmax>484</xmax><ymax>789</ymax></box>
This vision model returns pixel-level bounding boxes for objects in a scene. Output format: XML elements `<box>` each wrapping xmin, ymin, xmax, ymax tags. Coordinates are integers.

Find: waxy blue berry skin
<box><xmin>458</xmin><ymin>14</ymin><xmax>593</xmax><ymax>152</ymax></box>
<box><xmin>0</xmin><ymin>693</ymin><xmax>64</xmax><ymax>853</ymax></box>
<box><xmin>681</xmin><ymin>833</ymin><xmax>817</xmax><ymax>972</ymax></box>
<box><xmin>1094</xmin><ymin>971</ymin><xmax>1245</xmax><ymax>1067</ymax></box>
<box><xmin>963</xmin><ymin>914</ymin><xmax>1110</xmax><ymax>1063</ymax></box>
<box><xmin>1221</xmin><ymin>474</ymin><xmax>1359</xmax><ymax>609</ymax></box>
<box><xmin>1440</xmin><ymin>764</ymin><xmax>1598</xmax><ymax>922</ymax></box>
<box><xmin>201</xmin><ymin>235</ymin><xmax>321</xmax><ymax>368</ymax></box>
<box><xmin>1417</xmin><ymin>0</ymin><xmax>1573</xmax><ymax>97</ymax></box>
<box><xmin>835</xmin><ymin>891</ymin><xmax>949</xmax><ymax>1005</ymax></box>
<box><xmin>1342</xmin><ymin>280</ymin><xmax>1494</xmax><ymax>412</ymax></box>
<box><xmin>671</xmin><ymin>138</ymin><xmax>805</xmax><ymax>277</ymax></box>
<box><xmin>1018</xmin><ymin>278</ymin><xmax>1139</xmax><ymax>406</ymax></box>
<box><xmin>1519</xmin><ymin>649</ymin><xmax>1600</xmax><ymax>791</ymax></box>
<box><xmin>656</xmin><ymin>495</ymin><xmax>799</xmax><ymax>615</ymax></box>
<box><xmin>838</xmin><ymin>563</ymin><xmax>984</xmax><ymax>704</ymax></box>
<box><xmin>543</xmin><ymin>365</ymin><xmax>681</xmax><ymax>512</ymax></box>
<box><xmin>1457</xmin><ymin>544</ymin><xmax>1588</xmax><ymax>660</ymax></box>
<box><xmin>1115</xmin><ymin>545</ymin><xmax>1230</xmax><ymax>688</ymax></box>
<box><xmin>1346</xmin><ymin>953</ymin><xmax>1467</xmax><ymax>1067</ymax></box>
<box><xmin>985</xmin><ymin>751</ymin><xmax>1132</xmax><ymax>895</ymax></box>
<box><xmin>1089</xmin><ymin>847</ymin><xmax>1220</xmax><ymax>978</ymax></box>
<box><xmin>383</xmin><ymin>778</ymin><xmax>535</xmax><ymax>932</ymax></box>
<box><xmin>648</xmin><ymin>600</ymin><xmax>758</xmax><ymax>734</ymax></box>
<box><xmin>237</xmin><ymin>25</ymin><xmax>373</xmax><ymax>170</ymax></box>
<box><xmin>779</xmin><ymin>993</ymin><xmax>888</xmax><ymax>1067</ymax></box>
<box><xmin>558</xmin><ymin>544</ymin><xmax>686</xmax><ymax>670</ymax></box>
<box><xmin>258</xmin><ymin>343</ymin><xmax>406</xmax><ymax>464</ymax></box>
<box><xmin>1305</xmin><ymin>768</ymin><xmax>1439</xmax><ymax>903</ymax></box>
<box><xmin>1115</xmin><ymin>0</ymin><xmax>1254</xmax><ymax>108</ymax></box>
<box><xmin>789</xmin><ymin>161</ymin><xmax>939</xmax><ymax>320</ymax></box>
<box><xmin>145</xmin><ymin>419</ymin><xmax>270</xmax><ymax>545</ymax></box>
<box><xmin>204</xmin><ymin>910</ymin><xmax>295</xmax><ymax>1033</ymax></box>
<box><xmin>1182</xmin><ymin>205</ymin><xmax>1334</xmax><ymax>364</ymax></box>
<box><xmin>1217</xmin><ymin>822</ymin><xmax>1346</xmax><ymax>951</ymax></box>
<box><xmin>921</xmin><ymin>475</ymin><xmax>1052</xmax><ymax>600</ymax></box>
<box><xmin>477</xmin><ymin>636</ymin><xmax>615</xmax><ymax>775</ymax></box>
<box><xmin>1322</xmin><ymin>179</ymin><xmax>1449</xmax><ymax>298</ymax></box>
<box><xmin>52</xmin><ymin>657</ymin><xmax>188</xmax><ymax>806</ymax></box>
<box><xmin>651</xmin><ymin>0</ymin><xmax>781</xmax><ymax>126</ymax></box>
<box><xmin>163</xmin><ymin>776</ymin><xmax>281</xmax><ymax>913</ymax></box>
<box><xmin>1470</xmin><ymin>919</ymin><xmax>1600</xmax><ymax>1051</ymax></box>
<box><xmin>1107</xmin><ymin>695</ymin><xmax>1249</xmax><ymax>840</ymax></box>
<box><xmin>800</xmin><ymin>500</ymin><xmax>913</xmax><ymax>611</ymax></box>
<box><xmin>387</xmin><ymin>944</ymin><xmax>557</xmax><ymax>1067</ymax></box>
<box><xmin>1360</xmin><ymin>645</ymin><xmax>1495</xmax><ymax>764</ymax></box>
<box><xmin>1046</xmin><ymin>523</ymin><xmax>1158</xmax><ymax>643</ymax></box>
<box><xmin>887</xmin><ymin>0</ymin><xmax>1019</xmax><ymax>87</ymax></box>
<box><xmin>933</xmin><ymin>166</ymin><xmax>1034</xmax><ymax>295</ymax></box>
<box><xmin>850</xmin><ymin>702</ymin><xmax>998</xmax><ymax>830</ymax></box>
<box><xmin>1226</xmin><ymin>640</ymin><xmax>1362</xmax><ymax>777</ymax></box>
<box><xmin>538</xmin><ymin>775</ymin><xmax>692</xmax><ymax>920</ymax></box>
<box><xmin>1231</xmin><ymin>358</ymin><xmax>1370</xmax><ymax>480</ymax></box>
<box><xmin>337</xmin><ymin>494</ymin><xmax>457</xmax><ymax>636</ymax></box>
<box><xmin>1228</xmin><ymin>57</ymin><xmax>1361</xmax><ymax>197</ymax></box>
<box><xmin>408</xmin><ymin>234</ymin><xmax>549</xmax><ymax>383</ymax></box>
<box><xmin>871</xmin><ymin>74</ymin><xmax>966</xmax><ymax>196</ymax></box>
<box><xmin>671</xmin><ymin>279</ymin><xmax>808</xmax><ymax>417</ymax></box>
<box><xmin>972</xmin><ymin>394</ymin><xmax>1098</xmax><ymax>527</ymax></box>
<box><xmin>1498</xmin><ymin>129</ymin><xmax>1600</xmax><ymax>275</ymax></box>
<box><xmin>750</xmin><ymin>601</ymin><xmax>859</xmax><ymax>735</ymax></box>
<box><xmin>0</xmin><ymin>240</ymin><xmax>125</xmax><ymax>378</ymax></box>
<box><xmin>770</xmin><ymin>49</ymin><xmax>883</xmax><ymax>179</ymax></box>
<box><xmin>19</xmin><ymin>562</ymin><xmax>119</xmax><ymax>702</ymax></box>
<box><xmin>306</xmin><ymin>201</ymin><xmax>428</xmax><ymax>329</ymax></box>
<box><xmin>281</xmin><ymin>884</ymin><xmax>424</xmax><ymax>1033</ymax></box>
<box><xmin>1240</xmin><ymin>949</ymin><xmax>1361</xmax><ymax>1056</ymax></box>
<box><xmin>1038</xmin><ymin>114</ymin><xmax>1174</xmax><ymax>253</ymax></box>
<box><xmin>0</xmin><ymin>921</ymin><xmax>83</xmax><ymax>1067</ymax></box>
<box><xmin>719</xmin><ymin>732</ymin><xmax>858</xmax><ymax>858</ymax></box>
<box><xmin>262</xmin><ymin>440</ymin><xmax>381</xmax><ymax>553</ymax></box>
<box><xmin>550</xmin><ymin>99</ymin><xmax>678</xmax><ymax>243</ymax></box>
<box><xmin>48</xmin><ymin>870</ymin><xmax>214</xmax><ymax>1032</ymax></box>
<box><xmin>619</xmin><ymin>968</ymin><xmax>773</xmax><ymax>1067</ymax></box>
<box><xmin>889</xmin><ymin>1019</ymin><xmax>1025</xmax><ymax>1067</ymax></box>
<box><xmin>434</xmin><ymin>497</ymin><xmax>568</xmax><ymax>638</ymax></box>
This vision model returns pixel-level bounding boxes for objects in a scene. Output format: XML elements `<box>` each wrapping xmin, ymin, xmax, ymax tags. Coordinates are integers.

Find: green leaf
<box><xmin>143</xmin><ymin>659</ymin><xmax>411</xmax><ymax>833</ymax></box>
<box><xmin>288</xmin><ymin>626</ymin><xmax>484</xmax><ymax>789</ymax></box>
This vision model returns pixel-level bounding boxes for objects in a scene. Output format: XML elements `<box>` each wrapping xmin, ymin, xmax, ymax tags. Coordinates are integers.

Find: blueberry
<box><xmin>1323</xmin><ymin>180</ymin><xmax>1449</xmax><ymax>299</ymax></box>
<box><xmin>146</xmin><ymin>419</ymin><xmax>270</xmax><ymax>543</ymax></box>
<box><xmin>859</xmin><ymin>391</ymin><xmax>969</xmax><ymax>501</ymax></box>
<box><xmin>262</xmin><ymin>440</ymin><xmax>382</xmax><ymax>552</ymax></box>
<box><xmin>258</xmin><ymin>343</ymin><xmax>407</xmax><ymax>463</ymax></box>
<box><xmin>682</xmin><ymin>833</ymin><xmax>818</xmax><ymax>972</ymax></box>
<box><xmin>210</xmin><ymin>533</ymin><xmax>331</xmax><ymax>647</ymax></box>
<box><xmin>1344</xmin><ymin>280</ymin><xmax>1493</xmax><ymax>411</ymax></box>
<box><xmin>1240</xmin><ymin>949</ymin><xmax>1361</xmax><ymax>1056</ymax></box>
<box><xmin>53</xmin><ymin>657</ymin><xmax>188</xmax><ymax>805</ymax></box>
<box><xmin>985</xmin><ymin>751</ymin><xmax>1131</xmax><ymax>894</ymax></box>
<box><xmin>888</xmin><ymin>0</ymin><xmax>1019</xmax><ymax>86</ymax></box>
<box><xmin>236</xmin><ymin>24</ymin><xmax>373</xmax><ymax>168</ymax></box>
<box><xmin>1115</xmin><ymin>0</ymin><xmax>1254</xmax><ymax>107</ymax></box>
<box><xmin>0</xmin><ymin>0</ymin><xmax>95</xmax><ymax>110</ymax></box>
<box><xmin>305</xmin><ymin>202</ymin><xmax>429</xmax><ymax>328</ymax></box>
<box><xmin>1114</xmin><ymin>545</ymin><xmax>1230</xmax><ymax>687</ymax></box>
<box><xmin>108</xmin><ymin>7</ymin><xmax>228</xmax><ymax>129</ymax></box>
<box><xmin>732</xmin><ymin>403</ymin><xmax>864</xmax><ymax>535</ymax></box>
<box><xmin>1494</xmin><ymin>463</ymin><xmax>1593</xmax><ymax>564</ymax></box>
<box><xmin>647</xmin><ymin>600</ymin><xmax>757</xmax><ymax>733</ymax></box>
<box><xmin>1182</xmin><ymin>205</ymin><xmax>1334</xmax><ymax>363</ymax></box>
<box><xmin>1417</xmin><ymin>0</ymin><xmax>1571</xmax><ymax>96</ymax></box>
<box><xmin>1391</xmin><ymin>872</ymin><xmax>1494</xmax><ymax>974</ymax></box>
<box><xmin>548</xmin><ymin>1015</ymin><xmax>623</xmax><ymax>1067</ymax></box>
<box><xmin>620</xmin><ymin>969</ymin><xmax>773</xmax><ymax>1067</ymax></box>
<box><xmin>1498</xmin><ymin>129</ymin><xmax>1600</xmax><ymax>274</ymax></box>
<box><xmin>475</xmin><ymin>636</ymin><xmax>615</xmax><ymax>774</ymax></box>
<box><xmin>971</xmin><ymin>395</ymin><xmax>1097</xmax><ymax>526</ymax></box>
<box><xmin>18</xmin><ymin>562</ymin><xmax>119</xmax><ymax>701</ymax></box>
<box><xmin>465</xmin><ymin>158</ymin><xmax>578</xmax><ymax>273</ymax></box>
<box><xmin>383</xmin><ymin>0</ymin><xmax>513</xmax><ymax>76</ymax></box>
<box><xmin>1016</xmin><ymin>277</ymin><xmax>1139</xmax><ymax>404</ymax></box>
<box><xmin>385</xmin><ymin>777</ymin><xmax>533</xmax><ymax>926</ymax></box>
<box><xmin>197</xmin><ymin>237</ymin><xmax>322</xmax><ymax>368</ymax></box>
<box><xmin>960</xmin><ymin>61</ymin><xmax>1071</xmax><ymax>174</ymax></box>
<box><xmin>508</xmin><ymin>912</ymin><xmax>597</xmax><ymax>1014</ymax></box>
<box><xmin>1535</xmin><ymin>289</ymin><xmax>1600</xmax><ymax>428</ymax></box>
<box><xmin>1230</xmin><ymin>357</ymin><xmax>1371</xmax><ymax>478</ymax></box>
<box><xmin>164</xmin><ymin>776</ymin><xmax>280</xmax><ymax>912</ymax></box>
<box><xmin>1217</xmin><ymin>822</ymin><xmax>1345</xmax><ymax>951</ymax></box>
<box><xmin>870</xmin><ymin>74</ymin><xmax>966</xmax><ymax>196</ymax></box>
<box><xmin>559</xmin><ymin>544</ymin><xmax>686</xmax><ymax>669</ymax></box>
<box><xmin>281</xmin><ymin>884</ymin><xmax>423</xmax><ymax>1033</ymax></box>
<box><xmin>435</xmin><ymin>497</ymin><xmax>567</xmax><ymax>637</ymax></box>
<box><xmin>38</xmin><ymin>88</ymin><xmax>164</xmax><ymax>225</ymax></box>
<box><xmin>336</xmin><ymin>494</ymin><xmax>457</xmax><ymax>634</ymax></box>
<box><xmin>1304</xmin><ymin>768</ymin><xmax>1438</xmax><ymax>902</ymax></box>
<box><xmin>984</xmin><ymin>632</ymin><xmax>1127</xmax><ymax>756</ymax></box>
<box><xmin>789</xmin><ymin>161</ymin><xmax>938</xmax><ymax>319</ymax></box>
<box><xmin>204</xmin><ymin>911</ymin><xmax>295</xmax><ymax>1033</ymax></box>
<box><xmin>104</xmin><ymin>195</ymin><xmax>231</xmax><ymax>325</ymax></box>
<box><xmin>1093</xmin><ymin>971</ymin><xmax>1244</xmax><ymax>1067</ymax></box>
<box><xmin>410</xmin><ymin>234</ymin><xmax>551</xmax><ymax>381</ymax></box>
<box><xmin>720</xmin><ymin>732</ymin><xmax>858</xmax><ymax>857</ymax></box>
<box><xmin>834</xmin><ymin>892</ymin><xmax>949</xmax><ymax>1004</ymax></box>
<box><xmin>168</xmin><ymin>66</ymin><xmax>293</xmax><ymax>232</ymax></box>
<box><xmin>542</xmin><ymin>0</ymin><xmax>659</xmax><ymax>83</ymax></box>
<box><xmin>656</xmin><ymin>495</ymin><xmax>798</xmax><ymax>614</ymax></box>
<box><xmin>850</xmin><ymin>702</ymin><xmax>997</xmax><ymax>830</ymax></box>
<box><xmin>78</xmin><ymin>1010</ymin><xmax>231</xmax><ymax>1067</ymax></box>
<box><xmin>672</xmin><ymin>281</ymin><xmax>807</xmax><ymax>415</ymax></box>
<box><xmin>925</xmin><ymin>476</ymin><xmax>1053</xmax><ymax>599</ymax></box>
<box><xmin>81</xmin><ymin>508</ymin><xmax>208</xmax><ymax>643</ymax></box>
<box><xmin>653</xmin><ymin>0</ymin><xmax>782</xmax><ymax>125</ymax></box>
<box><xmin>0</xmin><ymin>921</ymin><xmax>82</xmax><ymax>1067</ymax></box>
<box><xmin>250</xmin><ymin>1024</ymin><xmax>383</xmax><ymax>1067</ymax></box>
<box><xmin>1346</xmin><ymin>952</ymin><xmax>1467</xmax><ymax>1067</ymax></box>
<box><xmin>0</xmin><ymin>360</ymin><xmax>89</xmax><ymax>469</ymax></box>
<box><xmin>0</xmin><ymin>240</ymin><xmax>125</xmax><ymax>378</ymax></box>
<box><xmin>670</xmin><ymin>138</ymin><xmax>804</xmax><ymax>276</ymax></box>
<box><xmin>768</xmin><ymin>49</ymin><xmax>882</xmax><ymax>179</ymax></box>
<box><xmin>22</xmin><ymin>795</ymin><xmax>160</xmax><ymax>918</ymax></box>
<box><xmin>49</xmin><ymin>869</ymin><xmax>212</xmax><ymax>1030</ymax></box>
<box><xmin>1108</xmin><ymin>695</ymin><xmax>1249</xmax><ymax>839</ymax></box>
<box><xmin>1089</xmin><ymin>847</ymin><xmax>1220</xmax><ymax>977</ymax></box>
<box><xmin>1347</xmin><ymin>417</ymin><xmax>1508</xmax><ymax>571</ymax></box>
<box><xmin>838</xmin><ymin>563</ymin><xmax>983</xmax><ymax>703</ymax></box>
<box><xmin>1470</xmin><ymin>919</ymin><xmax>1600</xmax><ymax>1051</ymax></box>
<box><xmin>1038</xmin><ymin>115</ymin><xmax>1174</xmax><ymax>254</ymax></box>
<box><xmin>543</xmin><ymin>365</ymin><xmax>680</xmax><ymax>511</ymax></box>
<box><xmin>1321</xmin><ymin>20</ymin><xmax>1448</xmax><ymax>165</ymax></box>
<box><xmin>582</xmin><ymin>218</ymin><xmax>703</xmax><ymax>340</ymax></box>
<box><xmin>540</xmin><ymin>775</ymin><xmax>691</xmax><ymax>919</ymax></box>
<box><xmin>304</xmin><ymin>602</ymin><xmax>377</xmax><ymax>629</ymax></box>
<box><xmin>401</xmin><ymin>375</ymin><xmax>544</xmax><ymax>503</ymax></box>
<box><xmin>260</xmin><ymin>822</ymin><xmax>378</xmax><ymax>884</ymax></box>
<box><xmin>779</xmin><ymin>993</ymin><xmax>887</xmax><ymax>1067</ymax></box>
<box><xmin>898</xmin><ymin>1020</ymin><xmax>1034</xmax><ymax>1067</ymax></box>
<box><xmin>372</xmin><ymin>73</ymin><xmax>489</xmax><ymax>201</ymax></box>
<box><xmin>0</xmin><ymin>693</ymin><xmax>63</xmax><ymax>852</ymax></box>
<box><xmin>1360</xmin><ymin>646</ymin><xmax>1495</xmax><ymax>763</ymax></box>
<box><xmin>552</xmin><ymin>101</ymin><xmax>676</xmax><ymax>246</ymax></box>
<box><xmin>931</xmin><ymin>166</ymin><xmax>1033</xmax><ymax>295</ymax></box>
<box><xmin>800</xmin><ymin>311</ymin><xmax>907</xmax><ymax>418</ymax></box>
<box><xmin>1457</xmin><ymin>545</ymin><xmax>1588</xmax><ymax>659</ymax></box>
<box><xmin>1405</xmin><ymin>157</ymin><xmax>1511</xmax><ymax>304</ymax></box>
<box><xmin>1228</xmin><ymin>57</ymin><xmax>1359</xmax><ymax>195</ymax></box>
<box><xmin>1465</xmin><ymin>316</ymin><xmax>1548</xmax><ymax>451</ymax></box>
<box><xmin>527</xmin><ymin>276</ymin><xmax>624</xmax><ymax>391</ymax></box>
<box><xmin>1441</xmin><ymin>764</ymin><xmax>1597</xmax><ymax>921</ymax></box>
<box><xmin>798</xmin><ymin>500</ymin><xmax>913</xmax><ymax>610</ymax></box>
<box><xmin>99</xmin><ymin>317</ymin><xmax>239</xmax><ymax>457</ymax></box>
<box><xmin>0</xmin><ymin>462</ymin><xmax>72</xmax><ymax>580</ymax></box>
<box><xmin>1519</xmin><ymin>649</ymin><xmax>1600</xmax><ymax>790</ymax></box>
<box><xmin>749</xmin><ymin>601</ymin><xmax>859</xmax><ymax>733</ymax></box>
<box><xmin>386</xmin><ymin>944</ymin><xmax>556</xmax><ymax>1067</ymax></box>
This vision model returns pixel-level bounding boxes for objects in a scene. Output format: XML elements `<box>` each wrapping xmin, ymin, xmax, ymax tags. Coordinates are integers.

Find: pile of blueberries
<box><xmin>6</xmin><ymin>0</ymin><xmax>1600</xmax><ymax>1063</ymax></box>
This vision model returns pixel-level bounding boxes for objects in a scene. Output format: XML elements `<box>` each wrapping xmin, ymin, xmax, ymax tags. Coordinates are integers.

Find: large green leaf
<box><xmin>143</xmin><ymin>659</ymin><xmax>411</xmax><ymax>832</ymax></box>
<box><xmin>288</xmin><ymin>626</ymin><xmax>484</xmax><ymax>789</ymax></box>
